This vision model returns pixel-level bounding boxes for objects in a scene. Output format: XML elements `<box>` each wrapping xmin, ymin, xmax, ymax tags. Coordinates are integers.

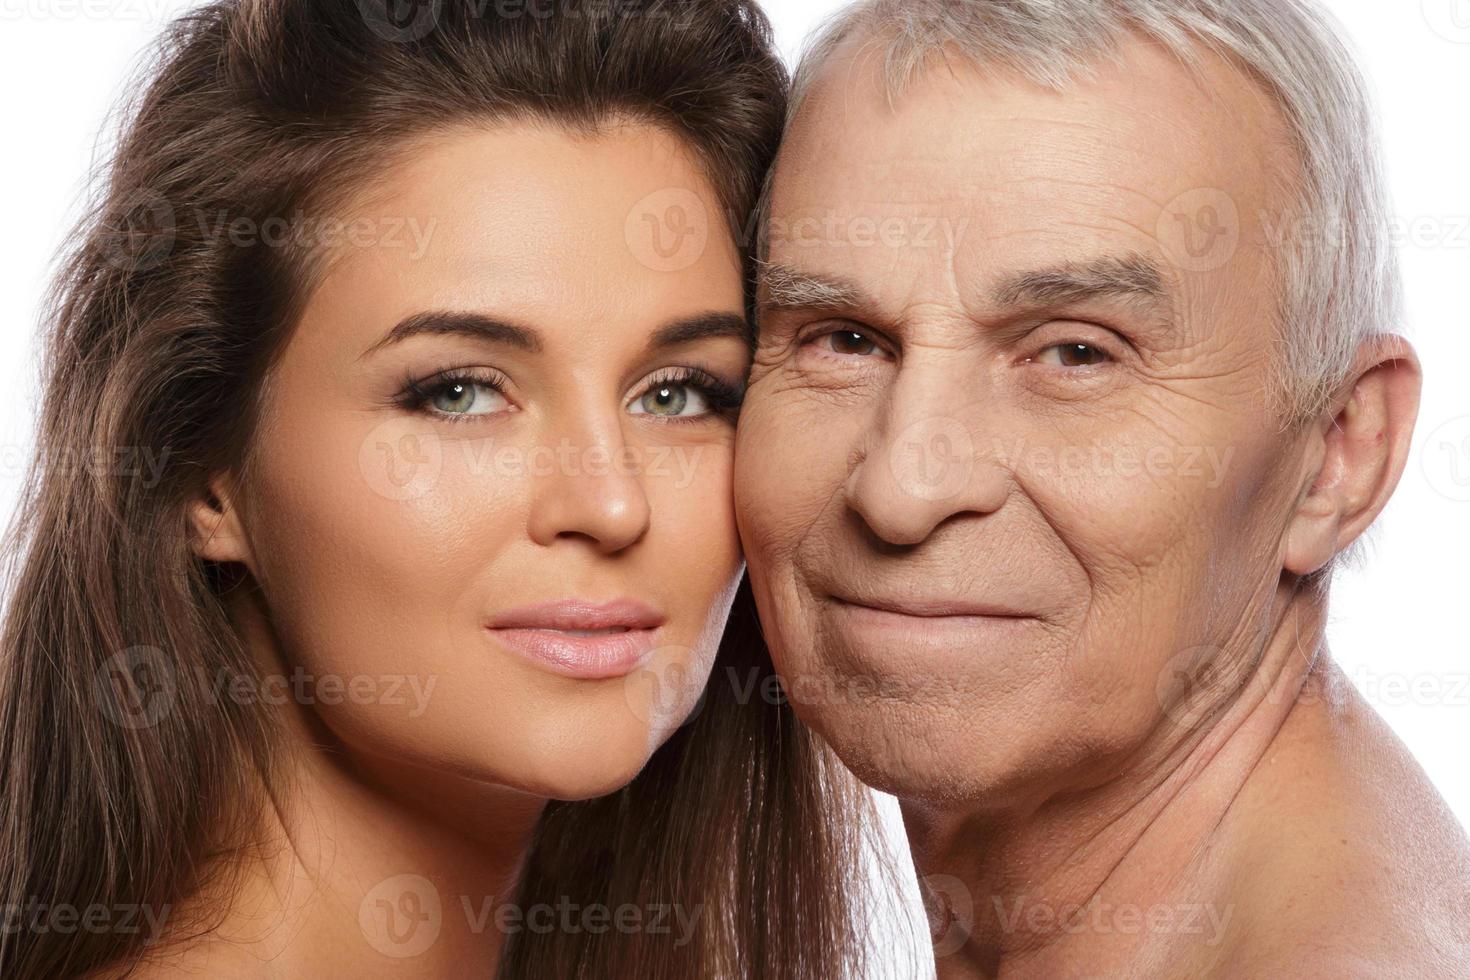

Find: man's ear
<box><xmin>187</xmin><ymin>472</ymin><xmax>253</xmax><ymax>566</ymax></box>
<box><xmin>1284</xmin><ymin>335</ymin><xmax>1422</xmax><ymax>576</ymax></box>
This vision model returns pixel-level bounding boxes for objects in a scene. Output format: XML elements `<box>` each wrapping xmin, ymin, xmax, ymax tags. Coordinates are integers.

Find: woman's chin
<box><xmin>496</xmin><ymin>746</ymin><xmax>657</xmax><ymax>803</ymax></box>
<box><xmin>319</xmin><ymin>706</ymin><xmax>662</xmax><ymax>810</ymax></box>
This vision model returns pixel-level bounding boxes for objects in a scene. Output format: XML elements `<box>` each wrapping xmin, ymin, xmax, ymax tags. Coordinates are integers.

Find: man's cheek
<box><xmin>743</xmin><ymin>497</ymin><xmax>816</xmax><ymax>571</ymax></box>
<box><xmin>739</xmin><ymin>426</ymin><xmax>830</xmax><ymax>523</ymax></box>
<box><xmin>1058</xmin><ymin>456</ymin><xmax>1203</xmax><ymax>548</ymax></box>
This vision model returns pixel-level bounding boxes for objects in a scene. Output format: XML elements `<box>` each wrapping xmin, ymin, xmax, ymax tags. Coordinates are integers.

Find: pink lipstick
<box><xmin>486</xmin><ymin>599</ymin><xmax>664</xmax><ymax>679</ymax></box>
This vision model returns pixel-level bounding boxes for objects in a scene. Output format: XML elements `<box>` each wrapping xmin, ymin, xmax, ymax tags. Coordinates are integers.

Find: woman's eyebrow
<box><xmin>645</xmin><ymin>311</ymin><xmax>753</xmax><ymax>352</ymax></box>
<box><xmin>359</xmin><ymin>309</ymin><xmax>750</xmax><ymax>362</ymax></box>
<box><xmin>358</xmin><ymin>311</ymin><xmax>544</xmax><ymax>361</ymax></box>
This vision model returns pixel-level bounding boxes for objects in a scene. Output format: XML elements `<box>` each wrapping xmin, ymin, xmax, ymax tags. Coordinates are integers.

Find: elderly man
<box><xmin>734</xmin><ymin>0</ymin><xmax>1470</xmax><ymax>975</ymax></box>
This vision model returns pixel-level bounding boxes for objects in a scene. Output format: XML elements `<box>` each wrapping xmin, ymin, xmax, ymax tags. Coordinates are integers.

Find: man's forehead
<box><xmin>791</xmin><ymin>25</ymin><xmax>1285</xmax><ymax>135</ymax></box>
<box><xmin>764</xmin><ymin>32</ymin><xmax>1291</xmax><ymax>341</ymax></box>
<box><xmin>776</xmin><ymin>28</ymin><xmax>1290</xmax><ymax>213</ymax></box>
<box><xmin>763</xmin><ymin>157</ymin><xmax>1188</xmax><ymax>320</ymax></box>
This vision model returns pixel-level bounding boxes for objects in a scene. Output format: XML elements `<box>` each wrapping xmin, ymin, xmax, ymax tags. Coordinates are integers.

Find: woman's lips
<box><xmin>486</xmin><ymin>599</ymin><xmax>664</xmax><ymax>680</ymax></box>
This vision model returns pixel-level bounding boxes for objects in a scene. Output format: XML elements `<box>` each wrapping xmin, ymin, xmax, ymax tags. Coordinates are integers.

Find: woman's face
<box><xmin>217</xmin><ymin>121</ymin><xmax>748</xmax><ymax>801</ymax></box>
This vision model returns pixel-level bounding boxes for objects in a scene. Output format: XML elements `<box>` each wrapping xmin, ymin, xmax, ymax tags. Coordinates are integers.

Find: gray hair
<box><xmin>773</xmin><ymin>0</ymin><xmax>1402</xmax><ymax>424</ymax></box>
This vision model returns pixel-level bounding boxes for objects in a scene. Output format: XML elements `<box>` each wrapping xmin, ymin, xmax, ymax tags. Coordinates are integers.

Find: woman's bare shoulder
<box><xmin>80</xmin><ymin>938</ymin><xmax>274</xmax><ymax>980</ymax></box>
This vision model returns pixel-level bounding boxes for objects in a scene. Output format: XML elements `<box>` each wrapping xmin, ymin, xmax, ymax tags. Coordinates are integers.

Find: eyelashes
<box><xmin>395</xmin><ymin>365</ymin><xmax>746</xmax><ymax>424</ymax></box>
<box><xmin>631</xmin><ymin>367</ymin><xmax>747</xmax><ymax>421</ymax></box>
<box><xmin>794</xmin><ymin>322</ymin><xmax>1123</xmax><ymax>372</ymax></box>
<box><xmin>397</xmin><ymin>367</ymin><xmax>512</xmax><ymax>423</ymax></box>
<box><xmin>1028</xmin><ymin>342</ymin><xmax>1114</xmax><ymax>368</ymax></box>
<box><xmin>794</xmin><ymin>323</ymin><xmax>896</xmax><ymax>366</ymax></box>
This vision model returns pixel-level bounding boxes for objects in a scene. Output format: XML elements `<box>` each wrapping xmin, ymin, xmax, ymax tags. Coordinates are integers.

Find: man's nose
<box><xmin>525</xmin><ymin>416</ymin><xmax>652</xmax><ymax>555</ymax></box>
<box><xmin>843</xmin><ymin>366</ymin><xmax>1009</xmax><ymax>546</ymax></box>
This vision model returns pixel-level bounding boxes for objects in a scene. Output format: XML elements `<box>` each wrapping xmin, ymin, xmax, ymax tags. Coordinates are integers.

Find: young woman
<box><xmin>0</xmin><ymin>2</ymin><xmax>869</xmax><ymax>976</ymax></box>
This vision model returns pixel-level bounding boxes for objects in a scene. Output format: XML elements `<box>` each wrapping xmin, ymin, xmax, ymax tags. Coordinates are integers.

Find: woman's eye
<box><xmin>630</xmin><ymin>382</ymin><xmax>712</xmax><ymax>418</ymax></box>
<box><xmin>814</xmin><ymin>329</ymin><xmax>882</xmax><ymax>357</ymax></box>
<box><xmin>427</xmin><ymin>380</ymin><xmax>509</xmax><ymax>417</ymax></box>
<box><xmin>1034</xmin><ymin>343</ymin><xmax>1111</xmax><ymax>368</ymax></box>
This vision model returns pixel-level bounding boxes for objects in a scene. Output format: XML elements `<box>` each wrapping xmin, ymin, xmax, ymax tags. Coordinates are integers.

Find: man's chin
<box><xmin>791</xmin><ymin>676</ymin><xmax>1133</xmax><ymax>813</ymax></box>
<box><xmin>839</xmin><ymin>747</ymin><xmax>1003</xmax><ymax>810</ymax></box>
<box><xmin>789</xmin><ymin>697</ymin><xmax>1009</xmax><ymax>807</ymax></box>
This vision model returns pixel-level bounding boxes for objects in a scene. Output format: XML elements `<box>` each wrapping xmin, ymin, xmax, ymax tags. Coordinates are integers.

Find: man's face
<box><xmin>735</xmin><ymin>37</ymin><xmax>1320</xmax><ymax>805</ymax></box>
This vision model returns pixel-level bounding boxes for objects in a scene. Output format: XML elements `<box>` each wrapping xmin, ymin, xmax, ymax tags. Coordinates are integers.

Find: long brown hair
<box><xmin>0</xmin><ymin>2</ymin><xmax>871</xmax><ymax>977</ymax></box>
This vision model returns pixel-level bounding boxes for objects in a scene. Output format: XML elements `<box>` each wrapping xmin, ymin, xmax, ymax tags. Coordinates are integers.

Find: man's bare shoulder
<box><xmin>1218</xmin><ymin>942</ymin><xmax>1467</xmax><ymax>979</ymax></box>
<box><xmin>1213</xmin><ymin>659</ymin><xmax>1470</xmax><ymax>973</ymax></box>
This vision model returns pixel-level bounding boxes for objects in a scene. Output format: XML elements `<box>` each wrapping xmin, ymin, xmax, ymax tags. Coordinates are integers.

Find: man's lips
<box><xmin>823</xmin><ymin>593</ymin><xmax>1041</xmax><ymax>657</ymax></box>
<box><xmin>828</xmin><ymin>593</ymin><xmax>1036</xmax><ymax>620</ymax></box>
<box><xmin>485</xmin><ymin>599</ymin><xmax>666</xmax><ymax>680</ymax></box>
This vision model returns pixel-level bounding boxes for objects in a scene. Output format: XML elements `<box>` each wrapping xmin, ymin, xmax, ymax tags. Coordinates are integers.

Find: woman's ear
<box><xmin>1284</xmin><ymin>335</ymin><xmax>1422</xmax><ymax>576</ymax></box>
<box><xmin>187</xmin><ymin>472</ymin><xmax>253</xmax><ymax>566</ymax></box>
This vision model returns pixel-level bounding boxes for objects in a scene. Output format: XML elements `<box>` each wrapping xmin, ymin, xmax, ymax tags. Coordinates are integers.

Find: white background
<box><xmin>2</xmin><ymin>2</ymin><xmax>1467</xmax><ymax>976</ymax></box>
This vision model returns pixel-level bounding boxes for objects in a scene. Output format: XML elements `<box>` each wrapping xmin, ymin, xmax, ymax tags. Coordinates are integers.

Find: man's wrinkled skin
<box><xmin>735</xmin><ymin>34</ymin><xmax>1470</xmax><ymax>978</ymax></box>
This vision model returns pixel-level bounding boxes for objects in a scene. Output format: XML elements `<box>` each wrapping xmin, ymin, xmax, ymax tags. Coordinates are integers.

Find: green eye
<box><xmin>633</xmin><ymin>383</ymin><xmax>711</xmax><ymax>418</ymax></box>
<box><xmin>643</xmin><ymin>385</ymin><xmax>685</xmax><ymax>416</ymax></box>
<box><xmin>434</xmin><ymin>383</ymin><xmax>470</xmax><ymax>413</ymax></box>
<box><xmin>426</xmin><ymin>380</ymin><xmax>509</xmax><ymax>417</ymax></box>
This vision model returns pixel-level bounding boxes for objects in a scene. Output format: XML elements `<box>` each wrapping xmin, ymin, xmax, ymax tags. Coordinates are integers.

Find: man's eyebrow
<box><xmin>992</xmin><ymin>254</ymin><xmax>1171</xmax><ymax>310</ymax></box>
<box><xmin>757</xmin><ymin>257</ymin><xmax>1169</xmax><ymax>319</ymax></box>
<box><xmin>360</xmin><ymin>311</ymin><xmax>543</xmax><ymax>360</ymax></box>
<box><xmin>757</xmin><ymin>262</ymin><xmax>875</xmax><ymax>312</ymax></box>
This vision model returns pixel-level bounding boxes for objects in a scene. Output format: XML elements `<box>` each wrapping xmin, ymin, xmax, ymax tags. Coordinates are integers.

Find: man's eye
<box><xmin>814</xmin><ymin>329</ymin><xmax>882</xmax><ymax>357</ymax></box>
<box><xmin>1033</xmin><ymin>343</ymin><xmax>1111</xmax><ymax>368</ymax></box>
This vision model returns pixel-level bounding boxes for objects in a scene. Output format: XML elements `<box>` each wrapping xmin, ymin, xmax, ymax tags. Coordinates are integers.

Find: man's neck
<box><xmin>902</xmin><ymin>583</ymin><xmax>1330</xmax><ymax>978</ymax></box>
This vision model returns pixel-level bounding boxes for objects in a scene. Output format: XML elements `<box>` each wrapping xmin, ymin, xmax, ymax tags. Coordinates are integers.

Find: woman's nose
<box><xmin>524</xmin><ymin>419</ymin><xmax>653</xmax><ymax>554</ymax></box>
